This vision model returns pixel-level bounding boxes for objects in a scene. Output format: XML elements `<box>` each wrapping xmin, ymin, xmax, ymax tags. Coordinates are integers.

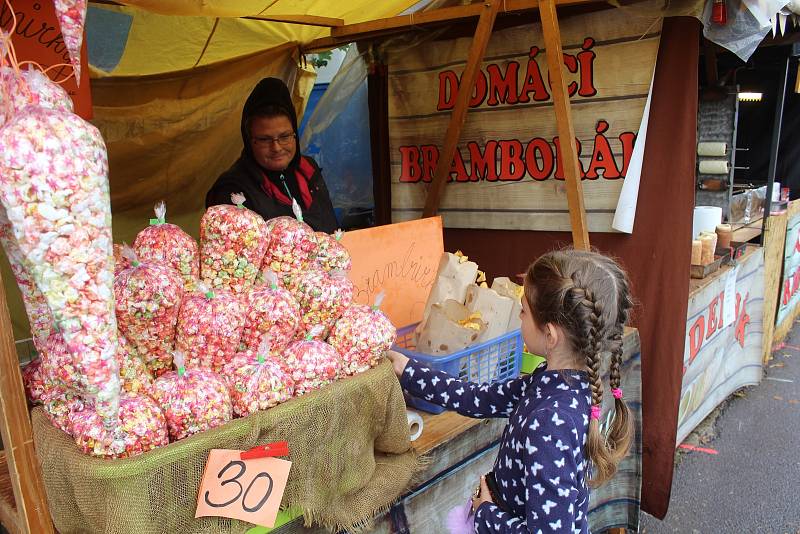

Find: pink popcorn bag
<box><xmin>224</xmin><ymin>341</ymin><xmax>295</xmax><ymax>417</ymax></box>
<box><xmin>175</xmin><ymin>283</ymin><xmax>245</xmax><ymax>372</ymax></box>
<box><xmin>0</xmin><ymin>104</ymin><xmax>120</xmax><ymax>425</ymax></box>
<box><xmin>261</xmin><ymin>199</ymin><xmax>319</xmax><ymax>286</ymax></box>
<box><xmin>0</xmin><ymin>67</ymin><xmax>75</xmax><ymax>347</ymax></box>
<box><xmin>40</xmin><ymin>330</ymin><xmax>87</xmax><ymax>392</ymax></box>
<box><xmin>314</xmin><ymin>229</ymin><xmax>351</xmax><ymax>273</ymax></box>
<box><xmin>151</xmin><ymin>351</ymin><xmax>232</xmax><ymax>442</ymax></box>
<box><xmin>281</xmin><ymin>327</ymin><xmax>342</xmax><ymax>396</ymax></box>
<box><xmin>200</xmin><ymin>193</ymin><xmax>268</xmax><ymax>295</ymax></box>
<box><xmin>329</xmin><ymin>292</ymin><xmax>396</xmax><ymax>376</ymax></box>
<box><xmin>70</xmin><ymin>392</ymin><xmax>169</xmax><ymax>458</ymax></box>
<box><xmin>133</xmin><ymin>201</ymin><xmax>199</xmax><ymax>290</ymax></box>
<box><xmin>53</xmin><ymin>0</ymin><xmax>87</xmax><ymax>81</ymax></box>
<box><xmin>115</xmin><ymin>333</ymin><xmax>154</xmax><ymax>397</ymax></box>
<box><xmin>113</xmin><ymin>243</ymin><xmax>131</xmax><ymax>276</ymax></box>
<box><xmin>41</xmin><ymin>385</ymin><xmax>86</xmax><ymax>435</ymax></box>
<box><xmin>114</xmin><ymin>247</ymin><xmax>184</xmax><ymax>376</ymax></box>
<box><xmin>240</xmin><ymin>270</ymin><xmax>300</xmax><ymax>353</ymax></box>
<box><xmin>21</xmin><ymin>357</ymin><xmax>46</xmax><ymax>404</ymax></box>
<box><xmin>289</xmin><ymin>268</ymin><xmax>354</xmax><ymax>340</ymax></box>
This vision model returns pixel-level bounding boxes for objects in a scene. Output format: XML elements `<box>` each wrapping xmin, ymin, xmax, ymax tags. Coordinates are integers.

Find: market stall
<box><xmin>774</xmin><ymin>199</ymin><xmax>800</xmax><ymax>342</ymax></box>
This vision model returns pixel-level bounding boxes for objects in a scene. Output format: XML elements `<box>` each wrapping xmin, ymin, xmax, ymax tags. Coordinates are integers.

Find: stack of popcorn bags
<box><xmin>2</xmin><ymin>65</ymin><xmax>396</xmax><ymax>458</ymax></box>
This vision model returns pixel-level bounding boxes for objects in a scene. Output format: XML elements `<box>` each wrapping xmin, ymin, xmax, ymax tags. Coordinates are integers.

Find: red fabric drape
<box><xmin>443</xmin><ymin>17</ymin><xmax>700</xmax><ymax>518</ymax></box>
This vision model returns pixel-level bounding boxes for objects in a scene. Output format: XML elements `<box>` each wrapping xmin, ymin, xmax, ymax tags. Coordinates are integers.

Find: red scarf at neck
<box><xmin>260</xmin><ymin>157</ymin><xmax>314</xmax><ymax>209</ymax></box>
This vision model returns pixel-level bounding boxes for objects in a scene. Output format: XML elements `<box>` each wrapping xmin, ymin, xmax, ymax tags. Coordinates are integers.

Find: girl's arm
<box><xmin>397</xmin><ymin>356</ymin><xmax>532</xmax><ymax>419</ymax></box>
<box><xmin>474</xmin><ymin>409</ymin><xmax>582</xmax><ymax>532</ymax></box>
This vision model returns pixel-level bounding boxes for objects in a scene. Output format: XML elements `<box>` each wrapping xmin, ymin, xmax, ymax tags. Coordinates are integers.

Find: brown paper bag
<box><xmin>490</xmin><ymin>277</ymin><xmax>523</xmax><ymax>332</ymax></box>
<box><xmin>465</xmin><ymin>285</ymin><xmax>514</xmax><ymax>342</ymax></box>
<box><xmin>416</xmin><ymin>300</ymin><xmax>486</xmax><ymax>356</ymax></box>
<box><xmin>421</xmin><ymin>253</ymin><xmax>479</xmax><ymax>323</ymax></box>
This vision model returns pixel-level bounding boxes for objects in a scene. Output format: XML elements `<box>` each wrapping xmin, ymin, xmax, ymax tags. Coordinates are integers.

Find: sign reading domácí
<box><xmin>387</xmin><ymin>6</ymin><xmax>661</xmax><ymax>231</ymax></box>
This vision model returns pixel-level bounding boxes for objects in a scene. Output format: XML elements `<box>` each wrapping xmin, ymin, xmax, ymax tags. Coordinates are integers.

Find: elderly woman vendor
<box><xmin>206</xmin><ymin>77</ymin><xmax>338</xmax><ymax>233</ymax></box>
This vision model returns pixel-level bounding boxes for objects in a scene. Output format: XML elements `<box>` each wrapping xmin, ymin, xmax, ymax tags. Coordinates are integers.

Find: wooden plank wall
<box><xmin>762</xmin><ymin>210</ymin><xmax>788</xmax><ymax>363</ymax></box>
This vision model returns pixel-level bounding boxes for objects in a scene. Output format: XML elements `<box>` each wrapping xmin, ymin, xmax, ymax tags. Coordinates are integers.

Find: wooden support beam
<box><xmin>0</xmin><ymin>270</ymin><xmax>53</xmax><ymax>534</ymax></box>
<box><xmin>306</xmin><ymin>0</ymin><xmax>600</xmax><ymax>51</ymax></box>
<box><xmin>422</xmin><ymin>0</ymin><xmax>502</xmax><ymax>218</ymax></box>
<box><xmin>538</xmin><ymin>0</ymin><xmax>590</xmax><ymax>249</ymax></box>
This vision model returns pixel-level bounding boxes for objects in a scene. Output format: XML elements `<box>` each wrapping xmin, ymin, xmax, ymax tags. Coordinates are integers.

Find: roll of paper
<box><xmin>698</xmin><ymin>160</ymin><xmax>730</xmax><ymax>175</ymax></box>
<box><xmin>700</xmin><ymin>233</ymin><xmax>717</xmax><ymax>265</ymax></box>
<box><xmin>691</xmin><ymin>240</ymin><xmax>703</xmax><ymax>265</ymax></box>
<box><xmin>693</xmin><ymin>206</ymin><xmax>723</xmax><ymax>239</ymax></box>
<box><xmin>697</xmin><ymin>142</ymin><xmax>728</xmax><ymax>156</ymax></box>
<box><xmin>406</xmin><ymin>409</ymin><xmax>424</xmax><ymax>441</ymax></box>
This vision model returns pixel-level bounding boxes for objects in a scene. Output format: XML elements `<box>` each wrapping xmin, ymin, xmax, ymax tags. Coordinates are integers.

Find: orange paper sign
<box><xmin>196</xmin><ymin>449</ymin><xmax>292</xmax><ymax>528</ymax></box>
<box><xmin>339</xmin><ymin>217</ymin><xmax>443</xmax><ymax>329</ymax></box>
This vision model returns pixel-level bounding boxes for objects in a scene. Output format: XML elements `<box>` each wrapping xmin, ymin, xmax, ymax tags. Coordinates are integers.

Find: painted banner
<box><xmin>1</xmin><ymin>0</ymin><xmax>92</xmax><ymax>118</ymax></box>
<box><xmin>776</xmin><ymin>203</ymin><xmax>800</xmax><ymax>326</ymax></box>
<box><xmin>677</xmin><ymin>248</ymin><xmax>765</xmax><ymax>444</ymax></box>
<box><xmin>387</xmin><ymin>5</ymin><xmax>661</xmax><ymax>232</ymax></box>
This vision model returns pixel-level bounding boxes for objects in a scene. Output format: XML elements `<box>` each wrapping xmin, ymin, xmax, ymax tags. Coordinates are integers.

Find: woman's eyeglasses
<box><xmin>252</xmin><ymin>133</ymin><xmax>296</xmax><ymax>147</ymax></box>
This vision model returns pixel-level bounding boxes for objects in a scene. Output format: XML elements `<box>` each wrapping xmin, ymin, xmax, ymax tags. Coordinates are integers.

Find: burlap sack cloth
<box><xmin>31</xmin><ymin>360</ymin><xmax>420</xmax><ymax>534</ymax></box>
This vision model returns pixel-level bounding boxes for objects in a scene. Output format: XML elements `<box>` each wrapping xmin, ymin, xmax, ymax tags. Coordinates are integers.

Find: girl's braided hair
<box><xmin>524</xmin><ymin>249</ymin><xmax>634</xmax><ymax>486</ymax></box>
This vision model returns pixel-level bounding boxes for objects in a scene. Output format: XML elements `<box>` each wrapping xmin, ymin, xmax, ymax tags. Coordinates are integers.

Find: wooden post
<box><xmin>538</xmin><ymin>0</ymin><xmax>590</xmax><ymax>250</ymax></box>
<box><xmin>0</xmin><ymin>269</ymin><xmax>52</xmax><ymax>534</ymax></box>
<box><xmin>422</xmin><ymin>0</ymin><xmax>501</xmax><ymax>218</ymax></box>
<box><xmin>368</xmin><ymin>56</ymin><xmax>392</xmax><ymax>226</ymax></box>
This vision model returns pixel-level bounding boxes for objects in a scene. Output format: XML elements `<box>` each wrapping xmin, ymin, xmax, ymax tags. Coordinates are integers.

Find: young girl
<box><xmin>387</xmin><ymin>249</ymin><xmax>633</xmax><ymax>533</ymax></box>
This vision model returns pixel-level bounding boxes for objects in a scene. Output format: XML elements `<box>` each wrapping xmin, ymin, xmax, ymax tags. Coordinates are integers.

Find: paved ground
<box><xmin>640</xmin><ymin>320</ymin><xmax>800</xmax><ymax>534</ymax></box>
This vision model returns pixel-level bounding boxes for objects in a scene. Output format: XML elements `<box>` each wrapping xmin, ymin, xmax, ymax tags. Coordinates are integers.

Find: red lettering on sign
<box><xmin>687</xmin><ymin>316</ymin><xmax>705</xmax><ymax>369</ymax></box>
<box><xmin>469</xmin><ymin>141</ymin><xmax>498</xmax><ymax>182</ymax></box>
<box><xmin>706</xmin><ymin>295</ymin><xmax>719</xmax><ymax>339</ymax></box>
<box><xmin>487</xmin><ymin>62</ymin><xmax>520</xmax><ymax>106</ymax></box>
<box><xmin>576</xmin><ymin>38</ymin><xmax>598</xmax><ymax>97</ymax></box>
<box><xmin>584</xmin><ymin>120</ymin><xmax>621</xmax><ymax>180</ymax></box>
<box><xmin>518</xmin><ymin>47</ymin><xmax>550</xmax><ymax>103</ymax></box>
<box><xmin>450</xmin><ymin>147</ymin><xmax>469</xmax><ymax>182</ymax></box>
<box><xmin>421</xmin><ymin>145</ymin><xmax>438</xmax><ymax>183</ymax></box>
<box><xmin>562</xmin><ymin>53</ymin><xmax>579</xmax><ymax>96</ymax></box>
<box><xmin>524</xmin><ymin>138</ymin><xmax>555</xmax><ymax>181</ymax></box>
<box><xmin>437</xmin><ymin>70</ymin><xmax>458</xmax><ymax>111</ymax></box>
<box><xmin>553</xmin><ymin>137</ymin><xmax>585</xmax><ymax>180</ymax></box>
<box><xmin>498</xmin><ymin>140</ymin><xmax>526</xmax><ymax>181</ymax></box>
<box><xmin>399</xmin><ymin>146</ymin><xmax>421</xmax><ymax>183</ymax></box>
<box><xmin>734</xmin><ymin>292</ymin><xmax>750</xmax><ymax>348</ymax></box>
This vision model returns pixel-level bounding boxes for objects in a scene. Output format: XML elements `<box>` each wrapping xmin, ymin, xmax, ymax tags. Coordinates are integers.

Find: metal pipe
<box><xmin>761</xmin><ymin>54</ymin><xmax>790</xmax><ymax>243</ymax></box>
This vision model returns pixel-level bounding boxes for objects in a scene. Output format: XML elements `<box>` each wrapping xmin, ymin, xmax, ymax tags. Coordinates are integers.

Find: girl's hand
<box><xmin>385</xmin><ymin>350</ymin><xmax>410</xmax><ymax>378</ymax></box>
<box><xmin>471</xmin><ymin>475</ymin><xmax>494</xmax><ymax>513</ymax></box>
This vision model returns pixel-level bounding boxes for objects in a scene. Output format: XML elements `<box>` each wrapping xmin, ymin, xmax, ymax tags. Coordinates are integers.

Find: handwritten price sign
<box><xmin>196</xmin><ymin>446</ymin><xmax>292</xmax><ymax>528</ymax></box>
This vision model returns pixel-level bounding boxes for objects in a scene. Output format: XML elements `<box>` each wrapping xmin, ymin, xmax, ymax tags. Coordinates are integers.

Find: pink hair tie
<box><xmin>612</xmin><ymin>388</ymin><xmax>623</xmax><ymax>399</ymax></box>
<box><xmin>590</xmin><ymin>405</ymin><xmax>601</xmax><ymax>421</ymax></box>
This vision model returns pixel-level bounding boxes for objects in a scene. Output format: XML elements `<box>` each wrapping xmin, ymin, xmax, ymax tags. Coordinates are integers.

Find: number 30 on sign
<box><xmin>196</xmin><ymin>449</ymin><xmax>292</xmax><ymax>528</ymax></box>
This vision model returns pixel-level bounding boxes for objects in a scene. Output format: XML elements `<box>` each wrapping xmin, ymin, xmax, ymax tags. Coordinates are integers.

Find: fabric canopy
<box><xmin>89</xmin><ymin>1</ymin><xmax>422</xmax><ymax>77</ymax></box>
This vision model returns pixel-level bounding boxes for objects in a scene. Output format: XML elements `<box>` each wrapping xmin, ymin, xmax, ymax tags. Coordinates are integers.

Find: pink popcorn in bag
<box><xmin>289</xmin><ymin>268</ymin><xmax>354</xmax><ymax>339</ymax></box>
<box><xmin>114</xmin><ymin>247</ymin><xmax>184</xmax><ymax>376</ymax></box>
<box><xmin>314</xmin><ymin>229</ymin><xmax>351</xmax><ymax>272</ymax></box>
<box><xmin>133</xmin><ymin>201</ymin><xmax>199</xmax><ymax>290</ymax></box>
<box><xmin>0</xmin><ymin>106</ymin><xmax>120</xmax><ymax>425</ymax></box>
<box><xmin>240</xmin><ymin>270</ymin><xmax>300</xmax><ymax>353</ymax></box>
<box><xmin>281</xmin><ymin>327</ymin><xmax>342</xmax><ymax>396</ymax></box>
<box><xmin>0</xmin><ymin>68</ymin><xmax>74</xmax><ymax>346</ymax></box>
<box><xmin>224</xmin><ymin>341</ymin><xmax>294</xmax><ymax>417</ymax></box>
<box><xmin>113</xmin><ymin>243</ymin><xmax>130</xmax><ymax>276</ymax></box>
<box><xmin>329</xmin><ymin>293</ymin><xmax>396</xmax><ymax>375</ymax></box>
<box><xmin>40</xmin><ymin>330</ymin><xmax>86</xmax><ymax>392</ymax></box>
<box><xmin>70</xmin><ymin>392</ymin><xmax>168</xmax><ymax>458</ymax></box>
<box><xmin>41</xmin><ymin>385</ymin><xmax>86</xmax><ymax>435</ymax></box>
<box><xmin>21</xmin><ymin>357</ymin><xmax>46</xmax><ymax>404</ymax></box>
<box><xmin>1</xmin><ymin>66</ymin><xmax>74</xmax><ymax>127</ymax></box>
<box><xmin>261</xmin><ymin>200</ymin><xmax>319</xmax><ymax>286</ymax></box>
<box><xmin>175</xmin><ymin>283</ymin><xmax>245</xmax><ymax>372</ymax></box>
<box><xmin>115</xmin><ymin>333</ymin><xmax>154</xmax><ymax>397</ymax></box>
<box><xmin>200</xmin><ymin>193</ymin><xmax>268</xmax><ymax>295</ymax></box>
<box><xmin>151</xmin><ymin>351</ymin><xmax>232</xmax><ymax>441</ymax></box>
<box><xmin>52</xmin><ymin>0</ymin><xmax>87</xmax><ymax>82</ymax></box>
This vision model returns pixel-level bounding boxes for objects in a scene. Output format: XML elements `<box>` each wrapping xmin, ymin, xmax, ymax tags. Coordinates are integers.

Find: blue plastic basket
<box><xmin>393</xmin><ymin>324</ymin><xmax>523</xmax><ymax>414</ymax></box>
